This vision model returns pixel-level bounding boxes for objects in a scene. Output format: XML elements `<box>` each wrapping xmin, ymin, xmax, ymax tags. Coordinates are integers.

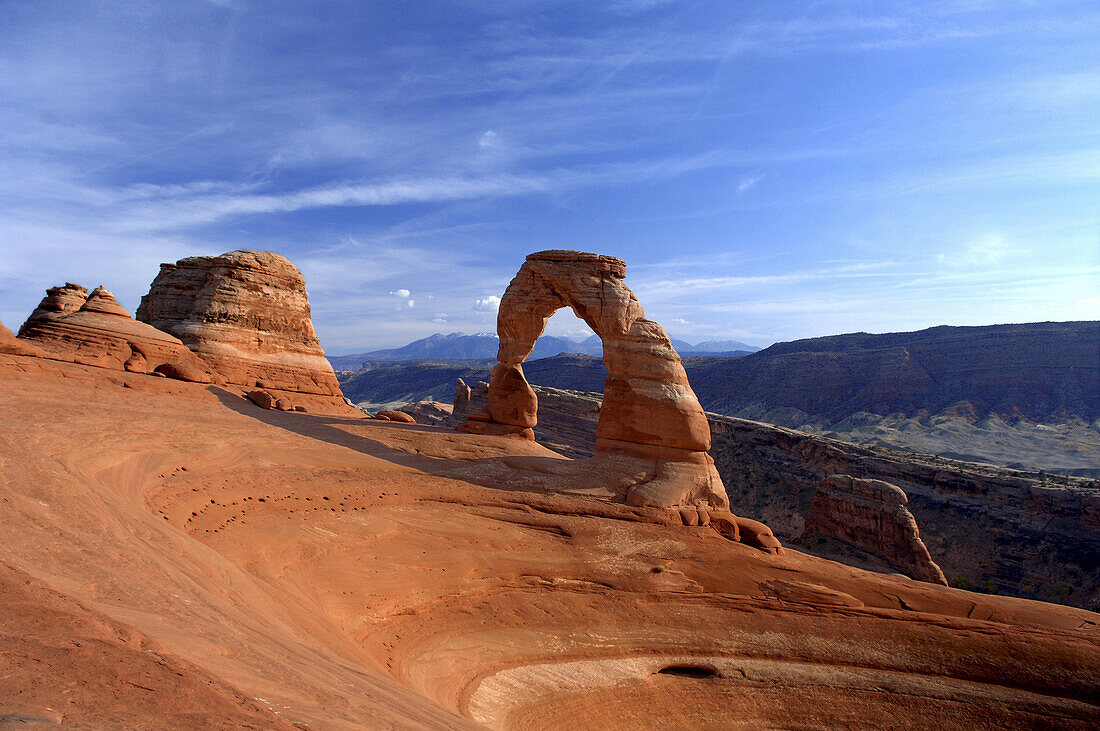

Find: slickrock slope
<box><xmin>801</xmin><ymin>474</ymin><xmax>947</xmax><ymax>585</ymax></box>
<box><xmin>463</xmin><ymin>250</ymin><xmax>727</xmax><ymax>513</ymax></box>
<box><xmin>1</xmin><ymin>352</ymin><xmax>1098</xmax><ymax>729</ymax></box>
<box><xmin>0</xmin><ymin>562</ymin><xmax>291</xmax><ymax>729</ymax></box>
<box><xmin>136</xmin><ymin>250</ymin><xmax>345</xmax><ymax>409</ymax></box>
<box><xmin>480</xmin><ymin>384</ymin><xmax>1100</xmax><ymax>607</ymax></box>
<box><xmin>16</xmin><ymin>286</ymin><xmax>214</xmax><ymax>383</ymax></box>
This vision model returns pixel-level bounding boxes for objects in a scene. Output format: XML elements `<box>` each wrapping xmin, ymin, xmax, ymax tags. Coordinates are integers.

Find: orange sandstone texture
<box><xmin>0</xmin><ymin>561</ymin><xmax>292</xmax><ymax>729</ymax></box>
<box><xmin>16</xmin><ymin>286</ymin><xmax>214</xmax><ymax>383</ymax></box>
<box><xmin>0</xmin><ymin>354</ymin><xmax>1097</xmax><ymax>730</ymax></box>
<box><xmin>374</xmin><ymin>409</ymin><xmax>417</xmax><ymax>423</ymax></box>
<box><xmin>17</xmin><ymin>281</ymin><xmax>89</xmax><ymax>336</ymax></box>
<box><xmin>460</xmin><ymin>251</ymin><xmax>740</xmax><ymax>520</ymax></box>
<box><xmin>801</xmin><ymin>474</ymin><xmax>948</xmax><ymax>585</ymax></box>
<box><xmin>135</xmin><ymin>250</ymin><xmax>343</xmax><ymax>400</ymax></box>
<box><xmin>1</xmin><ymin>319</ymin><xmax>44</xmax><ymax>357</ymax></box>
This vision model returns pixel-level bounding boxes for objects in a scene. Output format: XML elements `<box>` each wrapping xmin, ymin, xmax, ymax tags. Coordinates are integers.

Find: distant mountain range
<box><xmin>336</xmin><ymin>322</ymin><xmax>1100</xmax><ymax>472</ymax></box>
<box><xmin>326</xmin><ymin>332</ymin><xmax>759</xmax><ymax>370</ymax></box>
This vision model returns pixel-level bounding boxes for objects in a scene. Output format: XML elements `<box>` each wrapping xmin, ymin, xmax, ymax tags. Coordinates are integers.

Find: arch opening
<box><xmin>459</xmin><ymin>250</ymin><xmax>729</xmax><ymax>512</ymax></box>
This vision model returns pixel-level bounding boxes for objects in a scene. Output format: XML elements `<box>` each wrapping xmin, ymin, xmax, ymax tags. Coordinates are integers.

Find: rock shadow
<box><xmin>206</xmin><ymin>387</ymin><xmax>602</xmax><ymax>500</ymax></box>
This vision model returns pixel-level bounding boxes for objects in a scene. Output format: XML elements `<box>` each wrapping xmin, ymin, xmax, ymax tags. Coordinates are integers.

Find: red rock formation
<box><xmin>448</xmin><ymin>378</ymin><xmax>487</xmax><ymax>427</ymax></box>
<box><xmin>1</xmin><ymin>320</ymin><xmax>44</xmax><ymax>357</ymax></box>
<box><xmin>800</xmin><ymin>474</ymin><xmax>947</xmax><ymax>584</ymax></box>
<box><xmin>375</xmin><ymin>409</ymin><xmax>417</xmax><ymax>424</ymax></box>
<box><xmin>17</xmin><ymin>283</ymin><xmax>88</xmax><ymax>337</ymax></box>
<box><xmin>4</xmin><ymin>355</ymin><xmax>1098</xmax><ymax>728</ymax></box>
<box><xmin>458</xmin><ymin>251</ymin><xmax>775</xmax><ymax>550</ymax></box>
<box><xmin>17</xmin><ymin>286</ymin><xmax>213</xmax><ymax>383</ymax></box>
<box><xmin>135</xmin><ymin>250</ymin><xmax>343</xmax><ymax>401</ymax></box>
<box><xmin>247</xmin><ymin>389</ymin><xmax>277</xmax><ymax>409</ymax></box>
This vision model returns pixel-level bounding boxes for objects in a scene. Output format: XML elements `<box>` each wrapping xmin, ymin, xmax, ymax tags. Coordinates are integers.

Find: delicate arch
<box><xmin>461</xmin><ymin>250</ymin><xmax>725</xmax><ymax>510</ymax></box>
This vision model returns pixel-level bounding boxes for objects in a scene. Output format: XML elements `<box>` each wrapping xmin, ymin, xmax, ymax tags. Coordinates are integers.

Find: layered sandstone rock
<box><xmin>1</xmin><ymin>320</ymin><xmax>44</xmax><ymax>357</ymax></box>
<box><xmin>448</xmin><ymin>378</ymin><xmax>487</xmax><ymax>428</ymax></box>
<box><xmin>135</xmin><ymin>250</ymin><xmax>342</xmax><ymax>400</ymax></box>
<box><xmin>17</xmin><ymin>283</ymin><xmax>88</xmax><ymax>337</ymax></box>
<box><xmin>4</xmin><ymin>341</ymin><xmax>1100</xmax><ymax>729</ymax></box>
<box><xmin>800</xmin><ymin>474</ymin><xmax>947</xmax><ymax>584</ymax></box>
<box><xmin>458</xmin><ymin>251</ymin><xmax>766</xmax><ymax>544</ymax></box>
<box><xmin>17</xmin><ymin>286</ymin><xmax>213</xmax><ymax>383</ymax></box>
<box><xmin>374</xmin><ymin>409</ymin><xmax>416</xmax><ymax>424</ymax></box>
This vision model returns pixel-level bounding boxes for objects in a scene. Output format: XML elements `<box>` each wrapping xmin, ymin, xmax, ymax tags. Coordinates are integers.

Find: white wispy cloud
<box><xmin>936</xmin><ymin>233</ymin><xmax>1016</xmax><ymax>268</ymax></box>
<box><xmin>737</xmin><ymin>175</ymin><xmax>763</xmax><ymax>193</ymax></box>
<box><xmin>474</xmin><ymin>295</ymin><xmax>501</xmax><ymax>312</ymax></box>
<box><xmin>478</xmin><ymin>130</ymin><xmax>500</xmax><ymax>148</ymax></box>
<box><xmin>2</xmin><ymin>1</ymin><xmax>1096</xmax><ymax>351</ymax></box>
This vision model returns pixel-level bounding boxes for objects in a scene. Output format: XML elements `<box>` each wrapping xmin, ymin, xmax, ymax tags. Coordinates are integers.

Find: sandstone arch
<box><xmin>460</xmin><ymin>250</ymin><xmax>732</xmax><ymax>513</ymax></box>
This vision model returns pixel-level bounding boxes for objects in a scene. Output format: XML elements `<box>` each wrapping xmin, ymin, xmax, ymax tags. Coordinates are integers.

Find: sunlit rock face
<box><xmin>17</xmin><ymin>282</ymin><xmax>88</xmax><ymax>337</ymax></box>
<box><xmin>16</xmin><ymin>285</ymin><xmax>213</xmax><ymax>382</ymax></box>
<box><xmin>3</xmin><ymin>250</ymin><xmax>1100</xmax><ymax>729</ymax></box>
<box><xmin>460</xmin><ymin>250</ymin><xmax>739</xmax><ymax>519</ymax></box>
<box><xmin>1</xmin><ymin>318</ymin><xmax>44</xmax><ymax>357</ymax></box>
<box><xmin>801</xmin><ymin>474</ymin><xmax>948</xmax><ymax>585</ymax></box>
<box><xmin>135</xmin><ymin>250</ymin><xmax>343</xmax><ymax>399</ymax></box>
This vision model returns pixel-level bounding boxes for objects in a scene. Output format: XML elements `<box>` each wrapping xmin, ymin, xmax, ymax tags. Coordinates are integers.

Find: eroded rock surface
<box><xmin>460</xmin><ymin>250</ymin><xmax>730</xmax><ymax>514</ymax></box>
<box><xmin>374</xmin><ymin>409</ymin><xmax>417</xmax><ymax>424</ymax></box>
<box><xmin>17</xmin><ymin>282</ymin><xmax>88</xmax><ymax>337</ymax></box>
<box><xmin>467</xmin><ymin>383</ymin><xmax>1099</xmax><ymax>607</ymax></box>
<box><xmin>398</xmin><ymin>400</ymin><xmax>453</xmax><ymax>426</ymax></box>
<box><xmin>800</xmin><ymin>474</ymin><xmax>947</xmax><ymax>584</ymax></box>
<box><xmin>17</xmin><ymin>286</ymin><xmax>213</xmax><ymax>383</ymax></box>
<box><xmin>136</xmin><ymin>250</ymin><xmax>343</xmax><ymax>401</ymax></box>
<box><xmin>2</xmin><ymin>354</ymin><xmax>1098</xmax><ymax>729</ymax></box>
<box><xmin>1</xmin><ymin>319</ymin><xmax>44</xmax><ymax>357</ymax></box>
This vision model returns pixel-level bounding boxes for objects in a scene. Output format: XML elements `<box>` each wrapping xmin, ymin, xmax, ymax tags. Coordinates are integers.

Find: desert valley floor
<box><xmin>2</xmin><ymin>353</ymin><xmax>1098</xmax><ymax>729</ymax></box>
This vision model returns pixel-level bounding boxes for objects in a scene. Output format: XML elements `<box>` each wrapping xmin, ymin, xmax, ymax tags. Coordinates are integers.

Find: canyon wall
<box><xmin>480</xmin><ymin>384</ymin><xmax>1099</xmax><ymax>607</ymax></box>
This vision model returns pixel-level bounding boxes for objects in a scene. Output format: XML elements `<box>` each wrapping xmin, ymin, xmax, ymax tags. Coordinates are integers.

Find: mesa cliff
<box><xmin>689</xmin><ymin>321</ymin><xmax>1100</xmax><ymax>424</ymax></box>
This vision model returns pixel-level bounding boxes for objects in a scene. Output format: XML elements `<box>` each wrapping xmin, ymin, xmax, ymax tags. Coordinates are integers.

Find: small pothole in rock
<box><xmin>656</xmin><ymin>665</ymin><xmax>719</xmax><ymax>679</ymax></box>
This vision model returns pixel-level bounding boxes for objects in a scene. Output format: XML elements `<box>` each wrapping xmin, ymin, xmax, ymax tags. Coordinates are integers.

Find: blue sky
<box><xmin>1</xmin><ymin>0</ymin><xmax>1097</xmax><ymax>352</ymax></box>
